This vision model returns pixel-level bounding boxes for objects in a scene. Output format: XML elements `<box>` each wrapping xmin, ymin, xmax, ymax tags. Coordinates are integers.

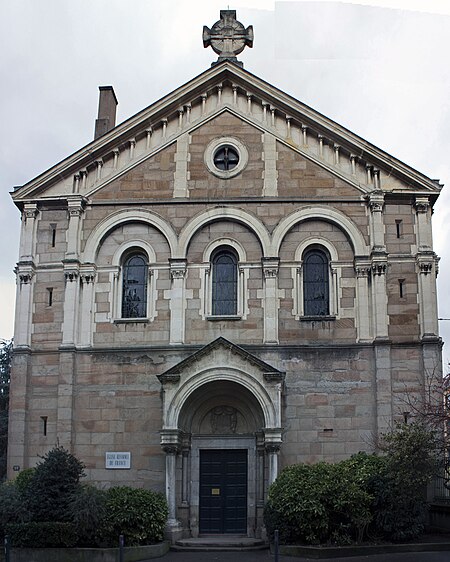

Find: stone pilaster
<box><xmin>78</xmin><ymin>265</ymin><xmax>97</xmax><ymax>347</ymax></box>
<box><xmin>13</xmin><ymin>262</ymin><xmax>35</xmax><ymax>348</ymax></box>
<box><xmin>417</xmin><ymin>253</ymin><xmax>439</xmax><ymax>338</ymax></box>
<box><xmin>173</xmin><ymin>133</ymin><xmax>191</xmax><ymax>198</ymax></box>
<box><xmin>57</xmin><ymin>350</ymin><xmax>75</xmax><ymax>450</ymax></box>
<box><xmin>262</xmin><ymin>257</ymin><xmax>280</xmax><ymax>344</ymax></box>
<box><xmin>371</xmin><ymin>258</ymin><xmax>389</xmax><ymax>340</ymax></box>
<box><xmin>374</xmin><ymin>342</ymin><xmax>392</xmax><ymax>438</ymax></box>
<box><xmin>20</xmin><ymin>203</ymin><xmax>38</xmax><ymax>261</ymax></box>
<box><xmin>414</xmin><ymin>197</ymin><xmax>433</xmax><ymax>251</ymax></box>
<box><xmin>262</xmin><ymin>133</ymin><xmax>278</xmax><ymax>196</ymax></box>
<box><xmin>368</xmin><ymin>191</ymin><xmax>386</xmax><ymax>252</ymax></box>
<box><xmin>264</xmin><ymin>428</ymin><xmax>282</xmax><ymax>485</ymax></box>
<box><xmin>354</xmin><ymin>262</ymin><xmax>372</xmax><ymax>342</ymax></box>
<box><xmin>168</xmin><ymin>259</ymin><xmax>187</xmax><ymax>344</ymax></box>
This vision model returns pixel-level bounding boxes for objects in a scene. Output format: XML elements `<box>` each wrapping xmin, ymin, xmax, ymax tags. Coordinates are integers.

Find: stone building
<box><xmin>8</xmin><ymin>11</ymin><xmax>443</xmax><ymax>541</ymax></box>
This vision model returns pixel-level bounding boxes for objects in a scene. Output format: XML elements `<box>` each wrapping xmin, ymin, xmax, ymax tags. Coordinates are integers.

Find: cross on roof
<box><xmin>203</xmin><ymin>10</ymin><xmax>254</xmax><ymax>67</ymax></box>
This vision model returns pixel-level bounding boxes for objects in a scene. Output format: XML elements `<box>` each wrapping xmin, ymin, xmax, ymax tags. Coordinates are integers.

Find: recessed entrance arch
<box><xmin>157</xmin><ymin>337</ymin><xmax>284</xmax><ymax>540</ymax></box>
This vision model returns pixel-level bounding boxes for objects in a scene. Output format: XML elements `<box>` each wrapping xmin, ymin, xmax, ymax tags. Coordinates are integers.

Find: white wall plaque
<box><xmin>105</xmin><ymin>452</ymin><xmax>131</xmax><ymax>469</ymax></box>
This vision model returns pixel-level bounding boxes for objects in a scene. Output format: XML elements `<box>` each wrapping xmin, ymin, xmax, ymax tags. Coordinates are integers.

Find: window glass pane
<box><xmin>122</xmin><ymin>254</ymin><xmax>147</xmax><ymax>318</ymax></box>
<box><xmin>303</xmin><ymin>250</ymin><xmax>329</xmax><ymax>316</ymax></box>
<box><xmin>212</xmin><ymin>251</ymin><xmax>238</xmax><ymax>315</ymax></box>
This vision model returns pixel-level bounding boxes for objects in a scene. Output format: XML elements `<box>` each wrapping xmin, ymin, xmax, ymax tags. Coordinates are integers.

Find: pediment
<box><xmin>12</xmin><ymin>62</ymin><xmax>442</xmax><ymax>205</ymax></box>
<box><xmin>158</xmin><ymin>337</ymin><xmax>284</xmax><ymax>384</ymax></box>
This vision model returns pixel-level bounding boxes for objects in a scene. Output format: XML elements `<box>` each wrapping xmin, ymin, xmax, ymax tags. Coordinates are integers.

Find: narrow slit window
<box><xmin>395</xmin><ymin>220</ymin><xmax>403</xmax><ymax>239</ymax></box>
<box><xmin>399</xmin><ymin>279</ymin><xmax>405</xmax><ymax>299</ymax></box>
<box><xmin>50</xmin><ymin>224</ymin><xmax>57</xmax><ymax>247</ymax></box>
<box><xmin>47</xmin><ymin>288</ymin><xmax>53</xmax><ymax>307</ymax></box>
<box><xmin>41</xmin><ymin>416</ymin><xmax>48</xmax><ymax>436</ymax></box>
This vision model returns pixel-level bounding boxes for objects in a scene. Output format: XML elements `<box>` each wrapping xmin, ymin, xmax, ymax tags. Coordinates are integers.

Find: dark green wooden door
<box><xmin>199</xmin><ymin>449</ymin><xmax>247</xmax><ymax>534</ymax></box>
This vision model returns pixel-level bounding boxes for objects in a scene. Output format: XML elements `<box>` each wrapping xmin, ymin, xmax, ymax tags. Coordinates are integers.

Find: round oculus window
<box><xmin>204</xmin><ymin>137</ymin><xmax>248</xmax><ymax>179</ymax></box>
<box><xmin>213</xmin><ymin>145</ymin><xmax>239</xmax><ymax>171</ymax></box>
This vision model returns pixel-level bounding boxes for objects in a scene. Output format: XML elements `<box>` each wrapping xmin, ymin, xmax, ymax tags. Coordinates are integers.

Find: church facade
<box><xmin>8</xmin><ymin>12</ymin><xmax>443</xmax><ymax>540</ymax></box>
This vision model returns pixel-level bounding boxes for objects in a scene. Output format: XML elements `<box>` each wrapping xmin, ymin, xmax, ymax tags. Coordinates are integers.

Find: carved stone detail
<box><xmin>203</xmin><ymin>10</ymin><xmax>253</xmax><ymax>66</ymax></box>
<box><xmin>210</xmin><ymin>406</ymin><xmax>238</xmax><ymax>434</ymax></box>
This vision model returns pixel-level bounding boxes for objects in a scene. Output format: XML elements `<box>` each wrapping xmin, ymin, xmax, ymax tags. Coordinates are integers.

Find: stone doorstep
<box><xmin>173</xmin><ymin>536</ymin><xmax>268</xmax><ymax>551</ymax></box>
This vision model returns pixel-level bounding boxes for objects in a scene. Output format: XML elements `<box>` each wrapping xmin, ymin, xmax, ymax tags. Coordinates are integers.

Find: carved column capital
<box><xmin>169</xmin><ymin>258</ymin><xmax>187</xmax><ymax>280</ymax></box>
<box><xmin>415</xmin><ymin>197</ymin><xmax>430</xmax><ymax>213</ymax></box>
<box><xmin>262</xmin><ymin>257</ymin><xmax>279</xmax><ymax>278</ymax></box>
<box><xmin>368</xmin><ymin>191</ymin><xmax>384</xmax><ymax>213</ymax></box>
<box><xmin>23</xmin><ymin>203</ymin><xmax>38</xmax><ymax>221</ymax></box>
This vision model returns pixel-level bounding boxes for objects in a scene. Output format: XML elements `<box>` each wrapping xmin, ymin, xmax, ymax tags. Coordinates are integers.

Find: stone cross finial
<box><xmin>203</xmin><ymin>10</ymin><xmax>253</xmax><ymax>67</ymax></box>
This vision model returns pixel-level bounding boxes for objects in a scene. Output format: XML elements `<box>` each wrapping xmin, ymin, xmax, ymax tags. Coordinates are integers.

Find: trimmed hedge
<box><xmin>5</xmin><ymin>522</ymin><xmax>77</xmax><ymax>547</ymax></box>
<box><xmin>264</xmin><ymin>454</ymin><xmax>383</xmax><ymax>545</ymax></box>
<box><xmin>97</xmin><ymin>486</ymin><xmax>168</xmax><ymax>547</ymax></box>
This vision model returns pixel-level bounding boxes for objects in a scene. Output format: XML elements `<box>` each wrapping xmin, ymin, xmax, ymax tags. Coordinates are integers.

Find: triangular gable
<box><xmin>12</xmin><ymin>61</ymin><xmax>442</xmax><ymax>204</ymax></box>
<box><xmin>158</xmin><ymin>337</ymin><xmax>284</xmax><ymax>383</ymax></box>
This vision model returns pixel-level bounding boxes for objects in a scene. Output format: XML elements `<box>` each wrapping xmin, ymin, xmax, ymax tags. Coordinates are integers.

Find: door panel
<box><xmin>199</xmin><ymin>449</ymin><xmax>247</xmax><ymax>534</ymax></box>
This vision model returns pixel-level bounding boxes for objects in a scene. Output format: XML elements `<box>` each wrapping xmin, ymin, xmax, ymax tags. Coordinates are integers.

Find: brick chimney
<box><xmin>94</xmin><ymin>86</ymin><xmax>118</xmax><ymax>140</ymax></box>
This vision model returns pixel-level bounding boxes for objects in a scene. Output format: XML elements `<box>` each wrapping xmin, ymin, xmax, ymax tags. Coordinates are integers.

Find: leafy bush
<box><xmin>264</xmin><ymin>455</ymin><xmax>381</xmax><ymax>545</ymax></box>
<box><xmin>97</xmin><ymin>486</ymin><xmax>168</xmax><ymax>546</ymax></box>
<box><xmin>372</xmin><ymin>422</ymin><xmax>438</xmax><ymax>541</ymax></box>
<box><xmin>5</xmin><ymin>521</ymin><xmax>77</xmax><ymax>547</ymax></box>
<box><xmin>68</xmin><ymin>483</ymin><xmax>107</xmax><ymax>546</ymax></box>
<box><xmin>25</xmin><ymin>446</ymin><xmax>85</xmax><ymax>522</ymax></box>
<box><xmin>0</xmin><ymin>481</ymin><xmax>30</xmax><ymax>537</ymax></box>
<box><xmin>13</xmin><ymin>467</ymin><xmax>35</xmax><ymax>495</ymax></box>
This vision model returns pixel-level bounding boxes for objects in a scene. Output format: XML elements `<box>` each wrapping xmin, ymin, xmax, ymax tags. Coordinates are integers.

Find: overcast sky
<box><xmin>1</xmin><ymin>0</ymin><xmax>449</xmax><ymax>366</ymax></box>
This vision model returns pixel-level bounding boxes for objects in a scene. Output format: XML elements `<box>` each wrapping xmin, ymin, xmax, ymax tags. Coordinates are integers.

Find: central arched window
<box><xmin>122</xmin><ymin>253</ymin><xmax>148</xmax><ymax>318</ymax></box>
<box><xmin>211</xmin><ymin>248</ymin><xmax>238</xmax><ymax>316</ymax></box>
<box><xmin>303</xmin><ymin>249</ymin><xmax>330</xmax><ymax>316</ymax></box>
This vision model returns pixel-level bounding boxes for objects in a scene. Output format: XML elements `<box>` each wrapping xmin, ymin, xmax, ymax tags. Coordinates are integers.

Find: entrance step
<box><xmin>172</xmin><ymin>536</ymin><xmax>268</xmax><ymax>552</ymax></box>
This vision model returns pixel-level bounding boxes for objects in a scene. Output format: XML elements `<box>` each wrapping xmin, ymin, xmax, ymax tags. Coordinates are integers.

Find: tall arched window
<box><xmin>303</xmin><ymin>249</ymin><xmax>330</xmax><ymax>316</ymax></box>
<box><xmin>122</xmin><ymin>253</ymin><xmax>148</xmax><ymax>318</ymax></box>
<box><xmin>211</xmin><ymin>248</ymin><xmax>238</xmax><ymax>316</ymax></box>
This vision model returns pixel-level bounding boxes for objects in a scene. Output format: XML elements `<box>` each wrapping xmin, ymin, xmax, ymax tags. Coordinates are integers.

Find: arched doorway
<box><xmin>179</xmin><ymin>380</ymin><xmax>265</xmax><ymax>536</ymax></box>
<box><xmin>157</xmin><ymin>337</ymin><xmax>284</xmax><ymax>540</ymax></box>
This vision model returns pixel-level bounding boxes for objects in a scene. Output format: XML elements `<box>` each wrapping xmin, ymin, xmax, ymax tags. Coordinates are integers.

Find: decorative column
<box><xmin>15</xmin><ymin>203</ymin><xmax>38</xmax><ymax>347</ymax></box>
<box><xmin>262</xmin><ymin>257</ymin><xmax>280</xmax><ymax>344</ymax></box>
<box><xmin>78</xmin><ymin>266</ymin><xmax>97</xmax><ymax>347</ymax></box>
<box><xmin>355</xmin><ymin>262</ymin><xmax>372</xmax><ymax>342</ymax></box>
<box><xmin>264</xmin><ymin>426</ymin><xmax>283</xmax><ymax>486</ymax></box>
<box><xmin>62</xmin><ymin>197</ymin><xmax>86</xmax><ymax>347</ymax></box>
<box><xmin>368</xmin><ymin>192</ymin><xmax>388</xmax><ymax>340</ymax></box>
<box><xmin>181</xmin><ymin>434</ymin><xmax>191</xmax><ymax>506</ymax></box>
<box><xmin>14</xmin><ymin>265</ymin><xmax>35</xmax><ymax>347</ymax></box>
<box><xmin>19</xmin><ymin>203</ymin><xmax>38</xmax><ymax>261</ymax></box>
<box><xmin>169</xmin><ymin>259</ymin><xmax>187</xmax><ymax>344</ymax></box>
<box><xmin>161</xmin><ymin>429</ymin><xmax>183</xmax><ymax>541</ymax></box>
<box><xmin>414</xmin><ymin>197</ymin><xmax>438</xmax><ymax>338</ymax></box>
<box><xmin>368</xmin><ymin>191</ymin><xmax>385</xmax><ymax>253</ymax></box>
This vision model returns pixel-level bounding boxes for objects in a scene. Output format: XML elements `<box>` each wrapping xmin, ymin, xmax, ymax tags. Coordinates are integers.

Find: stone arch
<box><xmin>164</xmin><ymin>367</ymin><xmax>279</xmax><ymax>430</ymax></box>
<box><xmin>177</xmin><ymin>208</ymin><xmax>271</xmax><ymax>258</ymax></box>
<box><xmin>82</xmin><ymin>208</ymin><xmax>177</xmax><ymax>262</ymax></box>
<box><xmin>271</xmin><ymin>206</ymin><xmax>368</xmax><ymax>257</ymax></box>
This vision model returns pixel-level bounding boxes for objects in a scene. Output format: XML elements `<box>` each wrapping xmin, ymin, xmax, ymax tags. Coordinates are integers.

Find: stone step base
<box><xmin>173</xmin><ymin>536</ymin><xmax>268</xmax><ymax>551</ymax></box>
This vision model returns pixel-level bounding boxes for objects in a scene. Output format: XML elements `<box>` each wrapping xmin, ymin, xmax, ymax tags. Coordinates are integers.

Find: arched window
<box><xmin>211</xmin><ymin>248</ymin><xmax>238</xmax><ymax>316</ymax></box>
<box><xmin>303</xmin><ymin>249</ymin><xmax>330</xmax><ymax>316</ymax></box>
<box><xmin>122</xmin><ymin>253</ymin><xmax>148</xmax><ymax>318</ymax></box>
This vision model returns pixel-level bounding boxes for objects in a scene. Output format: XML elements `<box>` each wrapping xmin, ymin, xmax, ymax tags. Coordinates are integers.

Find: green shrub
<box><xmin>5</xmin><ymin>521</ymin><xmax>77</xmax><ymax>547</ymax></box>
<box><xmin>0</xmin><ymin>482</ymin><xmax>30</xmax><ymax>537</ymax></box>
<box><xmin>25</xmin><ymin>445</ymin><xmax>85</xmax><ymax>522</ymax></box>
<box><xmin>68</xmin><ymin>484</ymin><xmax>107</xmax><ymax>546</ymax></box>
<box><xmin>372</xmin><ymin>422</ymin><xmax>438</xmax><ymax>541</ymax></box>
<box><xmin>264</xmin><ymin>457</ymin><xmax>378</xmax><ymax>545</ymax></box>
<box><xmin>13</xmin><ymin>468</ymin><xmax>35</xmax><ymax>495</ymax></box>
<box><xmin>97</xmin><ymin>486</ymin><xmax>168</xmax><ymax>546</ymax></box>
